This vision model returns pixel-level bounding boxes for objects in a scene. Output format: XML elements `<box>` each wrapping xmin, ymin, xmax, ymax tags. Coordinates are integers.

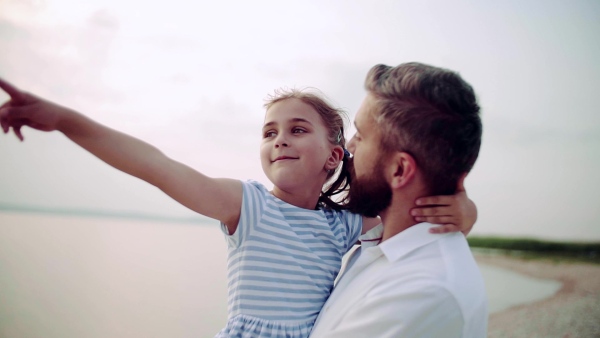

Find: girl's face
<box><xmin>261</xmin><ymin>98</ymin><xmax>340</xmax><ymax>194</ymax></box>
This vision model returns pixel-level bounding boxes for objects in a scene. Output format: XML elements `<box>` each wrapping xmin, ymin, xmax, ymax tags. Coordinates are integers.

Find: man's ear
<box><xmin>456</xmin><ymin>172</ymin><xmax>468</xmax><ymax>192</ymax></box>
<box><xmin>324</xmin><ymin>145</ymin><xmax>344</xmax><ymax>171</ymax></box>
<box><xmin>388</xmin><ymin>152</ymin><xmax>417</xmax><ymax>189</ymax></box>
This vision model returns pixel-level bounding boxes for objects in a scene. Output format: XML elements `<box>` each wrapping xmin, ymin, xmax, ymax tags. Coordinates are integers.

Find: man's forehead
<box><xmin>354</xmin><ymin>95</ymin><xmax>378</xmax><ymax>131</ymax></box>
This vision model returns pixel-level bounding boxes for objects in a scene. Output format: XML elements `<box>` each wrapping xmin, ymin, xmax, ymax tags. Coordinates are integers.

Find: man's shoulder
<box><xmin>312</xmin><ymin>231</ymin><xmax>488</xmax><ymax>338</ymax></box>
<box><xmin>380</xmin><ymin>226</ymin><xmax>472</xmax><ymax>274</ymax></box>
<box><xmin>399</xmin><ymin>232</ymin><xmax>485</xmax><ymax>289</ymax></box>
<box><xmin>377</xmin><ymin>230</ymin><xmax>487</xmax><ymax>310</ymax></box>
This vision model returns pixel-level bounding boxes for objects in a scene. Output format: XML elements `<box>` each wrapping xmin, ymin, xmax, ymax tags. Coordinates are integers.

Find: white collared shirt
<box><xmin>310</xmin><ymin>223</ymin><xmax>488</xmax><ymax>338</ymax></box>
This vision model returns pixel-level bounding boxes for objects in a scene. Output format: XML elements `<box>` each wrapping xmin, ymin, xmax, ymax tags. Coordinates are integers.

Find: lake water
<box><xmin>0</xmin><ymin>211</ymin><xmax>561</xmax><ymax>337</ymax></box>
<box><xmin>478</xmin><ymin>262</ymin><xmax>561</xmax><ymax>313</ymax></box>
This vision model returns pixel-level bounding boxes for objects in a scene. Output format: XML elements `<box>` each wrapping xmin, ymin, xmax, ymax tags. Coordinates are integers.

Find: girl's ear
<box><xmin>388</xmin><ymin>151</ymin><xmax>417</xmax><ymax>189</ymax></box>
<box><xmin>324</xmin><ymin>145</ymin><xmax>344</xmax><ymax>170</ymax></box>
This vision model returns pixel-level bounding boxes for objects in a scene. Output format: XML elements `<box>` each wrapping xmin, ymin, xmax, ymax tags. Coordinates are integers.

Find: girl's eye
<box><xmin>264</xmin><ymin>131</ymin><xmax>276</xmax><ymax>138</ymax></box>
<box><xmin>292</xmin><ymin>128</ymin><xmax>306</xmax><ymax>134</ymax></box>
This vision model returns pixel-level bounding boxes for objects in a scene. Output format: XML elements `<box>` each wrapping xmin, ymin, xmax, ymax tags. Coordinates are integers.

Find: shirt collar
<box><xmin>357</xmin><ymin>223</ymin><xmax>384</xmax><ymax>249</ymax></box>
<box><xmin>376</xmin><ymin>222</ymin><xmax>453</xmax><ymax>262</ymax></box>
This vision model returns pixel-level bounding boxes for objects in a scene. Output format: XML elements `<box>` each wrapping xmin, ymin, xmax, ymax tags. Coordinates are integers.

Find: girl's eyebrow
<box><xmin>263</xmin><ymin>117</ymin><xmax>314</xmax><ymax>128</ymax></box>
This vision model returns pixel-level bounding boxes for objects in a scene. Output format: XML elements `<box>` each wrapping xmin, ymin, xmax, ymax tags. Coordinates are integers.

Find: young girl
<box><xmin>0</xmin><ymin>79</ymin><xmax>476</xmax><ymax>338</ymax></box>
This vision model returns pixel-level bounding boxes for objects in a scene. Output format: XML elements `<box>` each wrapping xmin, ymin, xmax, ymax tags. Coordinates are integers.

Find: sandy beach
<box><xmin>474</xmin><ymin>253</ymin><xmax>600</xmax><ymax>338</ymax></box>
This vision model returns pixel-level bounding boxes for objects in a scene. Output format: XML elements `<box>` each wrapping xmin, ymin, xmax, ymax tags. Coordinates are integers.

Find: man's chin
<box><xmin>345</xmin><ymin>155</ymin><xmax>393</xmax><ymax>217</ymax></box>
<box><xmin>346</xmin><ymin>177</ymin><xmax>392</xmax><ymax>218</ymax></box>
<box><xmin>347</xmin><ymin>198</ymin><xmax>389</xmax><ymax>218</ymax></box>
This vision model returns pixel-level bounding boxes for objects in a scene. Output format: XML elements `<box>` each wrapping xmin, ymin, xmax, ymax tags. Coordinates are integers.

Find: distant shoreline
<box><xmin>0</xmin><ymin>204</ymin><xmax>213</xmax><ymax>225</ymax></box>
<box><xmin>2</xmin><ymin>206</ymin><xmax>598</xmax><ymax>254</ymax></box>
<box><xmin>469</xmin><ymin>236</ymin><xmax>600</xmax><ymax>264</ymax></box>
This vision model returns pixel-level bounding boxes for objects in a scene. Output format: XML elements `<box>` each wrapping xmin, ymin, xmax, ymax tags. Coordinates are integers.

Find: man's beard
<box><xmin>346</xmin><ymin>157</ymin><xmax>392</xmax><ymax>218</ymax></box>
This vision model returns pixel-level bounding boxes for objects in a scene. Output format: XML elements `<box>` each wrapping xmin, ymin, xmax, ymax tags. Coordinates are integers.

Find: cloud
<box><xmin>87</xmin><ymin>8</ymin><xmax>119</xmax><ymax>31</ymax></box>
<box><xmin>0</xmin><ymin>10</ymin><xmax>121</xmax><ymax>110</ymax></box>
<box><xmin>483</xmin><ymin>115</ymin><xmax>600</xmax><ymax>146</ymax></box>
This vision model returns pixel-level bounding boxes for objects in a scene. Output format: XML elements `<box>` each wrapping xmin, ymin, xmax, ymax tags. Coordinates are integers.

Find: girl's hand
<box><xmin>0</xmin><ymin>78</ymin><xmax>68</xmax><ymax>141</ymax></box>
<box><xmin>410</xmin><ymin>174</ymin><xmax>477</xmax><ymax>236</ymax></box>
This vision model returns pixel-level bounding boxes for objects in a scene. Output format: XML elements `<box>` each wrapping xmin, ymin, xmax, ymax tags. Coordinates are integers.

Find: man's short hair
<box><xmin>365</xmin><ymin>62</ymin><xmax>482</xmax><ymax>195</ymax></box>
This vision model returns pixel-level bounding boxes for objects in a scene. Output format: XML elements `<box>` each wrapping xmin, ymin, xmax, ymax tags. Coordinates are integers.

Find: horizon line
<box><xmin>0</xmin><ymin>203</ymin><xmax>214</xmax><ymax>225</ymax></box>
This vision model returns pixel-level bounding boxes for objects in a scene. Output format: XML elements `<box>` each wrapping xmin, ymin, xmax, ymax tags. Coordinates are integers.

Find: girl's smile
<box><xmin>272</xmin><ymin>155</ymin><xmax>299</xmax><ymax>162</ymax></box>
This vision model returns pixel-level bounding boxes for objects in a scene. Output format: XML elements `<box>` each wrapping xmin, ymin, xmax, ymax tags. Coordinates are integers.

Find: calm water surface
<box><xmin>0</xmin><ymin>212</ymin><xmax>561</xmax><ymax>338</ymax></box>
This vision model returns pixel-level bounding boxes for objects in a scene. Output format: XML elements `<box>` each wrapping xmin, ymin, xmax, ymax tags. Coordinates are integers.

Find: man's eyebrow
<box><xmin>263</xmin><ymin>118</ymin><xmax>313</xmax><ymax>128</ymax></box>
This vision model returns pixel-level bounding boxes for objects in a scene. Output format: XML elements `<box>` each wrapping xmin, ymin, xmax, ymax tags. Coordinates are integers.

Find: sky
<box><xmin>0</xmin><ymin>0</ymin><xmax>599</xmax><ymax>241</ymax></box>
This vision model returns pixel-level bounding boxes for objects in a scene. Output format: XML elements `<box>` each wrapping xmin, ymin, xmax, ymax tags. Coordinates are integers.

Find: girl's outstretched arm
<box><xmin>410</xmin><ymin>174</ymin><xmax>477</xmax><ymax>236</ymax></box>
<box><xmin>0</xmin><ymin>78</ymin><xmax>243</xmax><ymax>231</ymax></box>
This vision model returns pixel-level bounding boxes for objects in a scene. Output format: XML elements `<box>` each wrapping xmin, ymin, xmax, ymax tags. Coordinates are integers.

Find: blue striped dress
<box><xmin>215</xmin><ymin>180</ymin><xmax>362</xmax><ymax>338</ymax></box>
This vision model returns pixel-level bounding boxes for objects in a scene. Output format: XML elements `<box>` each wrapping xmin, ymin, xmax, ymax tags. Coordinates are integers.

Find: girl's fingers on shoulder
<box><xmin>428</xmin><ymin>224</ymin><xmax>460</xmax><ymax>234</ymax></box>
<box><xmin>415</xmin><ymin>195</ymin><xmax>455</xmax><ymax>206</ymax></box>
<box><xmin>414</xmin><ymin>215</ymin><xmax>455</xmax><ymax>225</ymax></box>
<box><xmin>411</xmin><ymin>206</ymin><xmax>451</xmax><ymax>217</ymax></box>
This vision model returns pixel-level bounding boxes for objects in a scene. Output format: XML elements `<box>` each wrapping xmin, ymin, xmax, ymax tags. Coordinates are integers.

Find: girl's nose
<box><xmin>275</xmin><ymin>134</ymin><xmax>289</xmax><ymax>148</ymax></box>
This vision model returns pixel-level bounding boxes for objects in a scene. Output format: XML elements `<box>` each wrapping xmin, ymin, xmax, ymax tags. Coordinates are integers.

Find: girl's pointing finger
<box><xmin>0</xmin><ymin>78</ymin><xmax>25</xmax><ymax>102</ymax></box>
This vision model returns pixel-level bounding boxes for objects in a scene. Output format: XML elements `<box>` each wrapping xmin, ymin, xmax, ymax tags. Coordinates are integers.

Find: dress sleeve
<box><xmin>339</xmin><ymin>210</ymin><xmax>363</xmax><ymax>253</ymax></box>
<box><xmin>220</xmin><ymin>180</ymin><xmax>265</xmax><ymax>248</ymax></box>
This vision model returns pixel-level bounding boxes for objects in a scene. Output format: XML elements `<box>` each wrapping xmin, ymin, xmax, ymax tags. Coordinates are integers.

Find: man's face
<box><xmin>345</xmin><ymin>95</ymin><xmax>392</xmax><ymax>217</ymax></box>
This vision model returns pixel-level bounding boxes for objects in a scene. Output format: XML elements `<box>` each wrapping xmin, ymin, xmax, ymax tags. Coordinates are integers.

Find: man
<box><xmin>309</xmin><ymin>62</ymin><xmax>488</xmax><ymax>337</ymax></box>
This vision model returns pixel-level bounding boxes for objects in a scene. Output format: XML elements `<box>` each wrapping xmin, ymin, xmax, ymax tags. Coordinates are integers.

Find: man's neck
<box><xmin>379</xmin><ymin>194</ymin><xmax>420</xmax><ymax>242</ymax></box>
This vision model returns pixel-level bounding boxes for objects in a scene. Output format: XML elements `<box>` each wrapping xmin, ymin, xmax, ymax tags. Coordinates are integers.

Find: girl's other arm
<box><xmin>410</xmin><ymin>174</ymin><xmax>477</xmax><ymax>236</ymax></box>
<box><xmin>0</xmin><ymin>78</ymin><xmax>242</xmax><ymax>231</ymax></box>
<box><xmin>360</xmin><ymin>174</ymin><xmax>476</xmax><ymax>236</ymax></box>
